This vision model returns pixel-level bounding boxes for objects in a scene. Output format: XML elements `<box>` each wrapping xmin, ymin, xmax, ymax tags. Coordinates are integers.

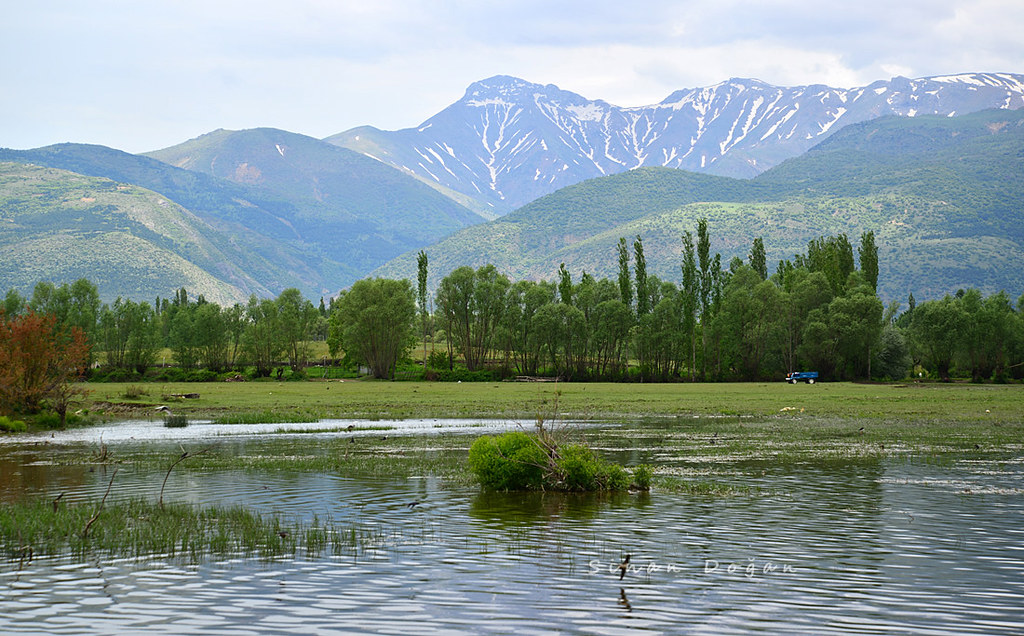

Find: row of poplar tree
<box><xmin>4</xmin><ymin>221</ymin><xmax>1023</xmax><ymax>382</ymax></box>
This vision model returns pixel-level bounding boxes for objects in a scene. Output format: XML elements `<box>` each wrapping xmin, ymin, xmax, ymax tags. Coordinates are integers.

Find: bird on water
<box><xmin>618</xmin><ymin>555</ymin><xmax>631</xmax><ymax>580</ymax></box>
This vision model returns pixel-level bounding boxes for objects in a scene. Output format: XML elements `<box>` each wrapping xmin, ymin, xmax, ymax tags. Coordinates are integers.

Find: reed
<box><xmin>0</xmin><ymin>497</ymin><xmax>382</xmax><ymax>563</ymax></box>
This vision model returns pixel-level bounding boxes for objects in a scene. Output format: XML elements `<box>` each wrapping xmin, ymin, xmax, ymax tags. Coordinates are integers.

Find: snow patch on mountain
<box><xmin>327</xmin><ymin>73</ymin><xmax>1024</xmax><ymax>213</ymax></box>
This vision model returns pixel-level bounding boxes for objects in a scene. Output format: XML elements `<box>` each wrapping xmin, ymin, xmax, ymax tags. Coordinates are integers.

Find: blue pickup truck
<box><xmin>785</xmin><ymin>371</ymin><xmax>818</xmax><ymax>384</ymax></box>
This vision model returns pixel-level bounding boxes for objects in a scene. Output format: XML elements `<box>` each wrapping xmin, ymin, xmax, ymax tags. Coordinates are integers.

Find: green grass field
<box><xmin>85</xmin><ymin>379</ymin><xmax>1022</xmax><ymax>423</ymax></box>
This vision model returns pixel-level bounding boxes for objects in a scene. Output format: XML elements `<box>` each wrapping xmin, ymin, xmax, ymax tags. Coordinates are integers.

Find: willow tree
<box><xmin>436</xmin><ymin>265</ymin><xmax>510</xmax><ymax>371</ymax></box>
<box><xmin>335</xmin><ymin>278</ymin><xmax>416</xmax><ymax>379</ymax></box>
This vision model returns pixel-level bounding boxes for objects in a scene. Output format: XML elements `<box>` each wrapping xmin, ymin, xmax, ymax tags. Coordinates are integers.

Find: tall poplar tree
<box><xmin>681</xmin><ymin>231</ymin><xmax>699</xmax><ymax>380</ymax></box>
<box><xmin>749</xmin><ymin>237</ymin><xmax>767</xmax><ymax>280</ymax></box>
<box><xmin>634</xmin><ymin>235</ymin><xmax>649</xmax><ymax>317</ymax></box>
<box><xmin>617</xmin><ymin>237</ymin><xmax>632</xmax><ymax>309</ymax></box>
<box><xmin>417</xmin><ymin>250</ymin><xmax>429</xmax><ymax>365</ymax></box>
<box><xmin>859</xmin><ymin>231</ymin><xmax>879</xmax><ymax>292</ymax></box>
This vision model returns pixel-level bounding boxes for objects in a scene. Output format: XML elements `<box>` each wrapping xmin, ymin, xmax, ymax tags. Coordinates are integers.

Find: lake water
<box><xmin>2</xmin><ymin>420</ymin><xmax>1023</xmax><ymax>634</ymax></box>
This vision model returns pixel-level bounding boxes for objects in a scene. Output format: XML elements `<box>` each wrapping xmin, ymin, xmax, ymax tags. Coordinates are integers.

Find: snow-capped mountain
<box><xmin>326</xmin><ymin>73</ymin><xmax>1024</xmax><ymax>213</ymax></box>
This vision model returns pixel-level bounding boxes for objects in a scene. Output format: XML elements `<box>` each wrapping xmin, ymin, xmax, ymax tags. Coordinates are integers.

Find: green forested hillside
<box><xmin>144</xmin><ymin>127</ymin><xmax>486</xmax><ymax>251</ymax></box>
<box><xmin>1</xmin><ymin>131</ymin><xmax>487</xmax><ymax>300</ymax></box>
<box><xmin>0</xmin><ymin>163</ymin><xmax>265</xmax><ymax>305</ymax></box>
<box><xmin>374</xmin><ymin>109</ymin><xmax>1024</xmax><ymax>301</ymax></box>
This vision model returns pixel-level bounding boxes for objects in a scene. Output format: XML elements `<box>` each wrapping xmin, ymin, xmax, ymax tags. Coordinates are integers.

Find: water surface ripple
<box><xmin>2</xmin><ymin>422</ymin><xmax>1023</xmax><ymax>634</ymax></box>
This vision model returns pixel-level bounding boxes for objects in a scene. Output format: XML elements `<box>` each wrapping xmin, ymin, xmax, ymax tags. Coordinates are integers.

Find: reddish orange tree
<box><xmin>0</xmin><ymin>310</ymin><xmax>90</xmax><ymax>425</ymax></box>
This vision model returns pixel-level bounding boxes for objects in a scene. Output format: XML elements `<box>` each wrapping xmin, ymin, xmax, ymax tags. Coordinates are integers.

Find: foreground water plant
<box><xmin>469</xmin><ymin>431</ymin><xmax>642</xmax><ymax>491</ymax></box>
<box><xmin>0</xmin><ymin>497</ymin><xmax>387</xmax><ymax>563</ymax></box>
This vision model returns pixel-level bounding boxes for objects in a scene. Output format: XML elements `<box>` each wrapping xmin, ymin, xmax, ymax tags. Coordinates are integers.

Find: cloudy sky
<box><xmin>3</xmin><ymin>1</ymin><xmax>1023</xmax><ymax>153</ymax></box>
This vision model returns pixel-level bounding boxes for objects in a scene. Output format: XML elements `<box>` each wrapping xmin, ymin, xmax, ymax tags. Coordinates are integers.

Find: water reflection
<box><xmin>1</xmin><ymin>423</ymin><xmax>1023</xmax><ymax>633</ymax></box>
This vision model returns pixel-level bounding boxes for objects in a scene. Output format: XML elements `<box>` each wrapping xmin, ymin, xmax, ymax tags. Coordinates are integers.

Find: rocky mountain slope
<box><xmin>328</xmin><ymin>73</ymin><xmax>1024</xmax><ymax>213</ymax></box>
<box><xmin>372</xmin><ymin>108</ymin><xmax>1024</xmax><ymax>302</ymax></box>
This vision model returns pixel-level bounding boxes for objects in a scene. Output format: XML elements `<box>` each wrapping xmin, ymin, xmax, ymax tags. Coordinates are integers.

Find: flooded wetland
<box><xmin>2</xmin><ymin>382</ymin><xmax>1023</xmax><ymax>633</ymax></box>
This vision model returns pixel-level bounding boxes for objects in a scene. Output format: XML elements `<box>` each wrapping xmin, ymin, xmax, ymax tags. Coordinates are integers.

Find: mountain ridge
<box><xmin>327</xmin><ymin>72</ymin><xmax>1024</xmax><ymax>212</ymax></box>
<box><xmin>370</xmin><ymin>108</ymin><xmax>1024</xmax><ymax>302</ymax></box>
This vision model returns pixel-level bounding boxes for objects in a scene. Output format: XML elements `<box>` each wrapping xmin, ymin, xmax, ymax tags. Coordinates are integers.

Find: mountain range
<box><xmin>372</xmin><ymin>107</ymin><xmax>1024</xmax><ymax>303</ymax></box>
<box><xmin>1</xmin><ymin>73</ymin><xmax>1023</xmax><ymax>305</ymax></box>
<box><xmin>328</xmin><ymin>73</ymin><xmax>1024</xmax><ymax>213</ymax></box>
<box><xmin>1</xmin><ymin>130</ymin><xmax>483</xmax><ymax>303</ymax></box>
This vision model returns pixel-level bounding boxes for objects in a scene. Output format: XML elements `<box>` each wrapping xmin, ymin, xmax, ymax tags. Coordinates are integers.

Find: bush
<box><xmin>555</xmin><ymin>443</ymin><xmax>600</xmax><ymax>490</ymax></box>
<box><xmin>0</xmin><ymin>416</ymin><xmax>27</xmax><ymax>433</ymax></box>
<box><xmin>186</xmin><ymin>369</ymin><xmax>219</xmax><ymax>382</ymax></box>
<box><xmin>163</xmin><ymin>414</ymin><xmax>189</xmax><ymax>428</ymax></box>
<box><xmin>427</xmin><ymin>350</ymin><xmax>451</xmax><ymax>370</ymax></box>
<box><xmin>469</xmin><ymin>431</ymin><xmax>635</xmax><ymax>492</ymax></box>
<box><xmin>435</xmin><ymin>368</ymin><xmax>500</xmax><ymax>382</ymax></box>
<box><xmin>631</xmin><ymin>464</ymin><xmax>654</xmax><ymax>491</ymax></box>
<box><xmin>469</xmin><ymin>432</ymin><xmax>548</xmax><ymax>490</ymax></box>
<box><xmin>91</xmin><ymin>367</ymin><xmax>141</xmax><ymax>383</ymax></box>
<box><xmin>122</xmin><ymin>385</ymin><xmax>148</xmax><ymax>400</ymax></box>
<box><xmin>32</xmin><ymin>413</ymin><xmax>63</xmax><ymax>430</ymax></box>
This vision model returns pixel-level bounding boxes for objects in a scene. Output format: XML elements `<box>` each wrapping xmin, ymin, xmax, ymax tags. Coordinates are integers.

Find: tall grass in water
<box><xmin>0</xmin><ymin>498</ymin><xmax>382</xmax><ymax>563</ymax></box>
<box><xmin>163</xmin><ymin>414</ymin><xmax>189</xmax><ymax>428</ymax></box>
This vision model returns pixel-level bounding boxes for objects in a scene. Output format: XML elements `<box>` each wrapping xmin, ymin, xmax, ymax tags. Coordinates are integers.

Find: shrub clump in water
<box><xmin>163</xmin><ymin>414</ymin><xmax>189</xmax><ymax>428</ymax></box>
<box><xmin>0</xmin><ymin>416</ymin><xmax>27</xmax><ymax>433</ymax></box>
<box><xmin>469</xmin><ymin>431</ymin><xmax>645</xmax><ymax>492</ymax></box>
<box><xmin>469</xmin><ymin>431</ymin><xmax>547</xmax><ymax>490</ymax></box>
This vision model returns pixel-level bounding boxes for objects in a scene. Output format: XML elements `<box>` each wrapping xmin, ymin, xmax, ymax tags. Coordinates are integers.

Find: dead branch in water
<box><xmin>82</xmin><ymin>469</ymin><xmax>117</xmax><ymax>539</ymax></box>
<box><xmin>159</xmin><ymin>446</ymin><xmax>212</xmax><ymax>510</ymax></box>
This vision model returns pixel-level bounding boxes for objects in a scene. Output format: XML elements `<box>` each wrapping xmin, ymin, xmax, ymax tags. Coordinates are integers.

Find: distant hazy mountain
<box><xmin>372</xmin><ymin>108</ymin><xmax>1024</xmax><ymax>302</ymax></box>
<box><xmin>0</xmin><ymin>162</ymin><xmax>260</xmax><ymax>305</ymax></box>
<box><xmin>144</xmin><ymin>127</ymin><xmax>486</xmax><ymax>273</ymax></box>
<box><xmin>1</xmin><ymin>130</ymin><xmax>486</xmax><ymax>301</ymax></box>
<box><xmin>327</xmin><ymin>73</ymin><xmax>1024</xmax><ymax>213</ymax></box>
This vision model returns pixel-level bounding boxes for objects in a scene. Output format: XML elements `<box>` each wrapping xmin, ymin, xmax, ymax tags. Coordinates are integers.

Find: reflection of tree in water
<box><xmin>467</xmin><ymin>489</ymin><xmax>653</xmax><ymax>568</ymax></box>
<box><xmin>469</xmin><ymin>489</ymin><xmax>652</xmax><ymax>526</ymax></box>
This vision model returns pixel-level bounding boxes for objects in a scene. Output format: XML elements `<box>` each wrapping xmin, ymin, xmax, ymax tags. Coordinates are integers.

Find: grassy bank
<box><xmin>84</xmin><ymin>379</ymin><xmax>1023</xmax><ymax>423</ymax></box>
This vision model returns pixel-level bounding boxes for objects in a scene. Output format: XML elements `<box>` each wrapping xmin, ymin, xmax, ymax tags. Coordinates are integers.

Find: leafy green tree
<box><xmin>500</xmin><ymin>280</ymin><xmax>555</xmax><ymax>375</ymax></box>
<box><xmin>718</xmin><ymin>266</ymin><xmax>782</xmax><ymax>380</ymax></box>
<box><xmin>558</xmin><ymin>263</ymin><xmax>573</xmax><ymax>305</ymax></box>
<box><xmin>3</xmin><ymin>289</ymin><xmax>26</xmax><ymax>316</ymax></box>
<box><xmin>194</xmin><ymin>303</ymin><xmax>229</xmax><ymax>372</ymax></box>
<box><xmin>334</xmin><ymin>278</ymin><xmax>416</xmax><ymax>379</ymax></box>
<box><xmin>168</xmin><ymin>304</ymin><xmax>199</xmax><ymax>369</ymax></box>
<box><xmin>223</xmin><ymin>303</ymin><xmax>246</xmax><ymax>368</ymax></box>
<box><xmin>680</xmin><ymin>231</ymin><xmax>699</xmax><ymax>380</ymax></box>
<box><xmin>532</xmin><ymin>301</ymin><xmax>587</xmax><ymax>379</ymax></box>
<box><xmin>616</xmin><ymin>237</ymin><xmax>632</xmax><ymax>309</ymax></box>
<box><xmin>417</xmin><ymin>250</ymin><xmax>429</xmax><ymax>365</ymax></box>
<box><xmin>697</xmin><ymin>218</ymin><xmax>714</xmax><ymax>379</ymax></box>
<box><xmin>633</xmin><ymin>235</ymin><xmax>650</xmax><ymax>317</ymax></box>
<box><xmin>635</xmin><ymin>291</ymin><xmax>686</xmax><ymax>381</ymax></box>
<box><xmin>858</xmin><ymin>231</ymin><xmax>879</xmax><ymax>292</ymax></box>
<box><xmin>276</xmin><ymin>288</ymin><xmax>318</xmax><ymax>372</ymax></box>
<box><xmin>436</xmin><ymin>265</ymin><xmax>510</xmax><ymax>371</ymax></box>
<box><xmin>829</xmin><ymin>284</ymin><xmax>884</xmax><ymax>379</ymax></box>
<box><xmin>28</xmin><ymin>279</ymin><xmax>100</xmax><ymax>362</ymax></box>
<box><xmin>779</xmin><ymin>270</ymin><xmax>833</xmax><ymax>373</ymax></box>
<box><xmin>806</xmin><ymin>234</ymin><xmax>855</xmax><ymax>295</ymax></box>
<box><xmin>959</xmin><ymin>290</ymin><xmax>1016</xmax><ymax>380</ymax></box>
<box><xmin>907</xmin><ymin>295</ymin><xmax>966</xmax><ymax>381</ymax></box>
<box><xmin>590</xmin><ymin>300</ymin><xmax>633</xmax><ymax>377</ymax></box>
<box><xmin>242</xmin><ymin>296</ymin><xmax>283</xmax><ymax>378</ymax></box>
<box><xmin>99</xmin><ymin>298</ymin><xmax>160</xmax><ymax>373</ymax></box>
<box><xmin>873</xmin><ymin>324</ymin><xmax>911</xmax><ymax>380</ymax></box>
<box><xmin>749</xmin><ymin>237</ymin><xmax>767</xmax><ymax>280</ymax></box>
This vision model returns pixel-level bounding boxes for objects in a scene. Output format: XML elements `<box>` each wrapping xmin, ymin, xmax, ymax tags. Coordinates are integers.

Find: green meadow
<box><xmin>85</xmin><ymin>379</ymin><xmax>1021</xmax><ymax>423</ymax></box>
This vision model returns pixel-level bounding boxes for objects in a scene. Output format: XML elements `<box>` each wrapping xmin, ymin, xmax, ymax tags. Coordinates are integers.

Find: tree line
<box><xmin>4</xmin><ymin>220</ymin><xmax>1023</xmax><ymax>386</ymax></box>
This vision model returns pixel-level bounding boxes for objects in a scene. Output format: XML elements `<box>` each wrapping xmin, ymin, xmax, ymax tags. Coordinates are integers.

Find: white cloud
<box><xmin>1</xmin><ymin>1</ymin><xmax>1023</xmax><ymax>152</ymax></box>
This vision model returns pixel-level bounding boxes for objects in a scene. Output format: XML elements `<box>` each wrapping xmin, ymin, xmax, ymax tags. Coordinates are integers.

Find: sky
<box><xmin>3</xmin><ymin>0</ymin><xmax>1023</xmax><ymax>154</ymax></box>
